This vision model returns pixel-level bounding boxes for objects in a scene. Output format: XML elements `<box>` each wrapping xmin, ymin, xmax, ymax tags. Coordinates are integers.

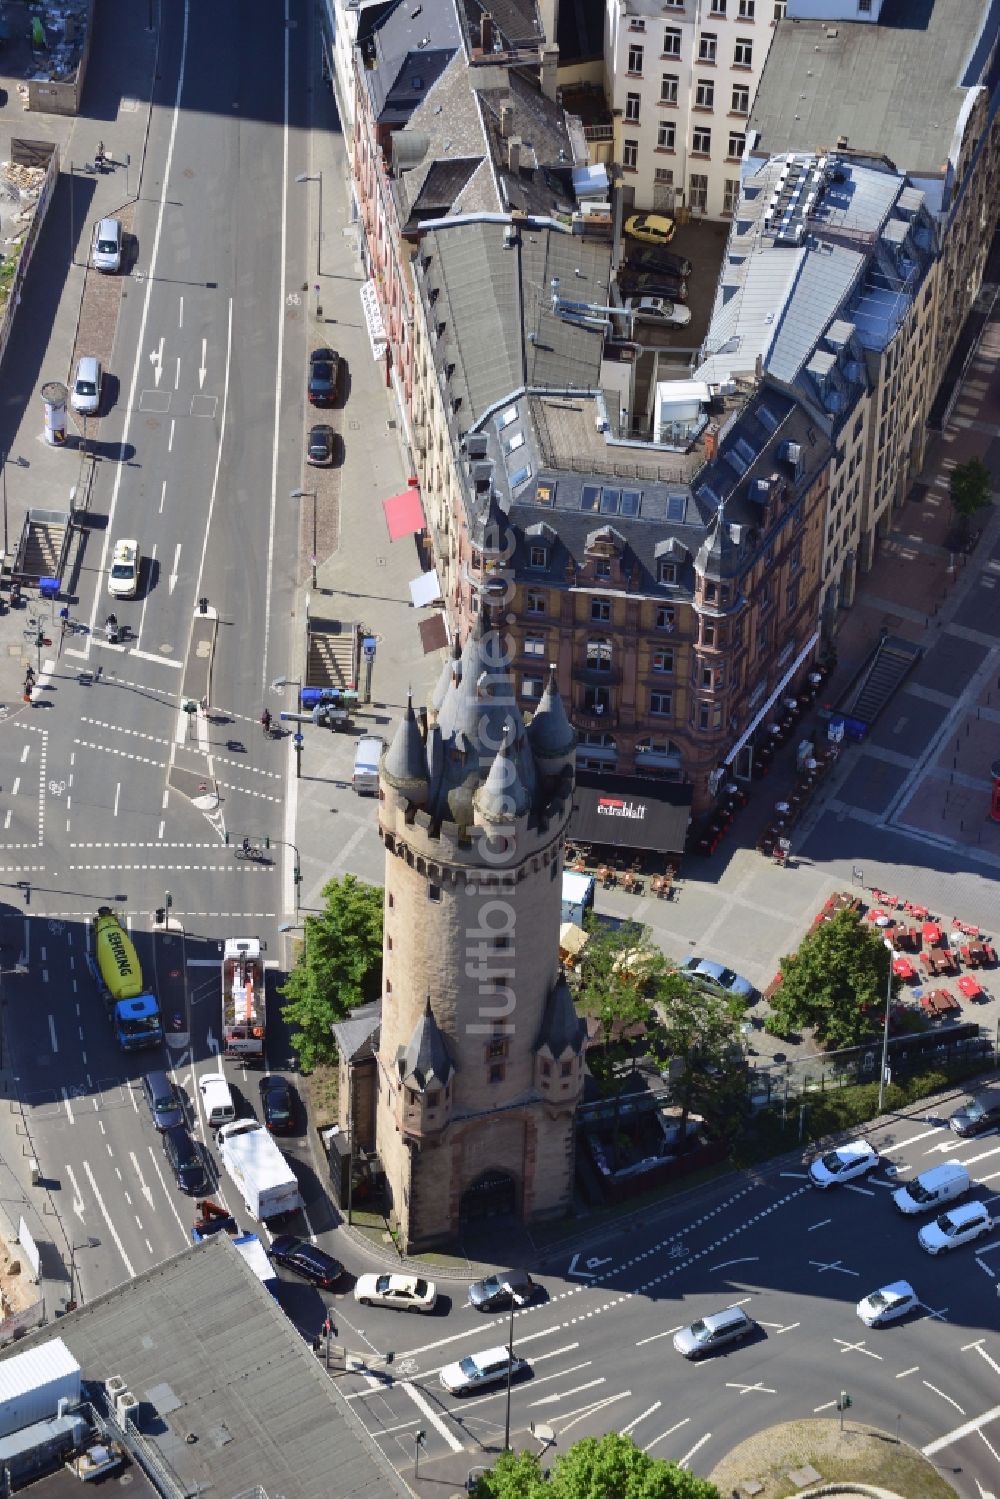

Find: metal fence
<box><xmin>747</xmin><ymin>1023</ymin><xmax>995</xmax><ymax>1108</ymax></box>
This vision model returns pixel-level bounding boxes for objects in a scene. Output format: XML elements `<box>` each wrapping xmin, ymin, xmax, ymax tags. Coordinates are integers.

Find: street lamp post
<box><xmin>290</xmin><ymin>488</ymin><xmax>318</xmax><ymax>589</ymax></box>
<box><xmin>295</xmin><ymin>171</ymin><xmax>323</xmax><ymax>278</ymax></box>
<box><xmin>879</xmin><ymin>937</ymin><xmax>894</xmax><ymax>1114</ymax></box>
<box><xmin>503</xmin><ymin>1285</ymin><xmax>528</xmax><ymax>1451</ymax></box>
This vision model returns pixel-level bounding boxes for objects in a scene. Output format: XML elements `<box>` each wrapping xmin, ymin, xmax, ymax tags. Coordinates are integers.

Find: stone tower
<box><xmin>375</xmin><ymin>617</ymin><xmax>584</xmax><ymax>1251</ymax></box>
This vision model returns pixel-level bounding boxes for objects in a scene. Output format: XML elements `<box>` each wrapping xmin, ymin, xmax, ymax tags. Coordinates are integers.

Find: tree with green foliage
<box><xmin>279</xmin><ymin>874</ymin><xmax>383</xmax><ymax>1070</ymax></box>
<box><xmin>576</xmin><ymin>922</ymin><xmax>664</xmax><ymax>1164</ymax></box>
<box><xmin>473</xmin><ymin>1433</ymin><xmax>721</xmax><ymax>1499</ymax></box>
<box><xmin>654</xmin><ymin>972</ymin><xmax>747</xmax><ymax>1145</ymax></box>
<box><xmin>949</xmin><ymin>455</ymin><xmax>992</xmax><ymax>537</ymax></box>
<box><xmin>766</xmin><ymin>906</ymin><xmax>896</xmax><ymax>1050</ymax></box>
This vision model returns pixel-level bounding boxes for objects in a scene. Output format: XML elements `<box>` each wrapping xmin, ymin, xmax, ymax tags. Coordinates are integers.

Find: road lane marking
<box><xmin>399</xmin><ymin>1382</ymin><xmax>462</xmax><ymax>1453</ymax></box>
<box><xmin>922</xmin><ymin>1405</ymin><xmax>1000</xmax><ymax>1456</ymax></box>
<box><xmin>677</xmin><ymin>1433</ymin><xmax>712</xmax><ymax>1469</ymax></box>
<box><xmin>807</xmin><ymin>1219</ymin><xmax>832</xmax><ymax>1231</ymax></box>
<box><xmin>83</xmin><ymin>1160</ymin><xmax>135</xmax><ymax>1278</ymax></box>
<box><xmin>896</xmin><ymin>1366</ymin><xmax>919</xmax><ymax>1378</ymax></box>
<box><xmin>643</xmin><ymin>1418</ymin><xmax>689</xmax><ymax>1453</ymax></box>
<box><xmin>923</xmin><ymin>1381</ymin><xmax>967</xmax><ymax>1416</ymax></box>
<box><xmin>636</xmin><ymin>1329</ymin><xmax>679</xmax><ymax>1347</ymax></box>
<box><xmin>530</xmin><ymin>1378</ymin><xmax>604</xmax><ymax>1408</ymax></box>
<box><xmin>65</xmin><ymin>1162</ymin><xmax>85</xmax><ymax>1219</ymax></box>
<box><xmin>49</xmin><ymin>1017</ymin><xmax>58</xmax><ymax>1053</ymax></box>
<box><xmin>621</xmin><ymin>1401</ymin><xmax>660</xmax><ymax>1435</ymax></box>
<box><xmin>144</xmin><ymin>1144</ymin><xmax>192</xmax><ymax>1243</ymax></box>
<box><xmin>159</xmin><ymin>479</ymin><xmax>167</xmax><ymax>514</ymax></box>
<box><xmin>129</xmin><ymin>650</ymin><xmax>183</xmax><ymax>669</ymax></box>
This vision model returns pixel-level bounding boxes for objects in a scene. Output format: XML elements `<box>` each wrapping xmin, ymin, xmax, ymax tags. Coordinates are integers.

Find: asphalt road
<box><xmin>330</xmin><ymin>1118</ymin><xmax>1000</xmax><ymax>1497</ymax></box>
<box><xmin>0</xmin><ymin>0</ymin><xmax>317</xmax><ymax>1299</ymax></box>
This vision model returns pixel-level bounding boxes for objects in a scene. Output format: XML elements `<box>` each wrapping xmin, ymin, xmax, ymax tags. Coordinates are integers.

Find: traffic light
<box><xmin>36</xmin><ymin>630</ymin><xmax>44</xmax><ymax>648</ymax></box>
<box><xmin>165</xmin><ymin>892</ymin><xmax>173</xmax><ymax>910</ymax></box>
<box><xmin>155</xmin><ymin>908</ymin><xmax>165</xmax><ymax>925</ymax></box>
<box><xmin>264</xmin><ymin>836</ymin><xmax>270</xmax><ymax>849</ymax></box>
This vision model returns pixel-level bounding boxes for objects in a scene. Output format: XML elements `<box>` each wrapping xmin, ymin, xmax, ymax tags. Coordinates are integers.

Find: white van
<box><xmin>893</xmin><ymin>1161</ymin><xmax>970</xmax><ymax>1216</ymax></box>
<box><xmin>199</xmin><ymin>1072</ymin><xmax>235</xmax><ymax>1131</ymax></box>
<box><xmin>353</xmin><ymin>735</ymin><xmax>385</xmax><ymax>796</ymax></box>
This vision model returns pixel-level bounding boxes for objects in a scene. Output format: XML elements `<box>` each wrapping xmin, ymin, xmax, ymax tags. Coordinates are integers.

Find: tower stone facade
<box><xmin>375</xmin><ymin>618</ymin><xmax>585</xmax><ymax>1252</ymax></box>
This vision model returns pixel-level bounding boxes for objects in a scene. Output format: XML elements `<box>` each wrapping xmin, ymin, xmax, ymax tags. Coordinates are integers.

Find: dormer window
<box><xmin>658</xmin><ymin>560</ymin><xmax>679</xmax><ymax>586</ymax></box>
<box><xmin>704</xmin><ymin>581</ymin><xmax>717</xmax><ymax>602</ymax></box>
<box><xmin>529</xmin><ymin>544</ymin><xmax>548</xmax><ymax>570</ymax></box>
<box><xmin>595</xmin><ymin>557</ymin><xmax>612</xmax><ymax>578</ymax></box>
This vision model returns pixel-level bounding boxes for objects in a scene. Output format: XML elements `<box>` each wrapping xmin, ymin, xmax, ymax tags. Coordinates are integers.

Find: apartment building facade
<box><xmin>604</xmin><ymin>0</ymin><xmax>785</xmax><ymax>219</ymax></box>
<box><xmin>408</xmin><ymin>211</ymin><xmax>831</xmax><ymax>811</ymax></box>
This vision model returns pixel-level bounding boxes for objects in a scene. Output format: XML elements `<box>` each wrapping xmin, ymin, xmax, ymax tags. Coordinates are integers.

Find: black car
<box><xmin>162</xmin><ymin>1124</ymin><xmax>207</xmax><ymax>1195</ymax></box>
<box><xmin>467</xmin><ymin>1268</ymin><xmax>538</xmax><ymax>1311</ymax></box>
<box><xmin>308</xmin><ymin>348</ymin><xmax>340</xmax><ymax>405</ymax></box>
<box><xmin>618</xmin><ymin>269</ymin><xmax>688</xmax><ymax>302</ymax></box>
<box><xmin>307</xmin><ymin>423</ymin><xmax>336</xmax><ymax>466</ymax></box>
<box><xmin>259</xmin><ymin>1074</ymin><xmax>295</xmax><ymax>1135</ymax></box>
<box><xmin>270</xmin><ymin>1234</ymin><xmax>344</xmax><ymax>1288</ymax></box>
<box><xmin>949</xmin><ymin>1088</ymin><xmax>1000</xmax><ymax>1137</ymax></box>
<box><xmin>626</xmin><ymin>245</ymin><xmax>693</xmax><ymax>280</ymax></box>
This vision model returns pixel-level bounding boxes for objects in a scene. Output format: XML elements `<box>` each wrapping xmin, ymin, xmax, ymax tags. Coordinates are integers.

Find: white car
<box><xmin>808</xmin><ymin>1139</ymin><xmax>878</xmax><ymax>1188</ymax></box>
<box><xmin>108</xmin><ymin>539</ymin><xmax>140</xmax><ymax>598</ymax></box>
<box><xmin>624</xmin><ymin>295</ymin><xmax>692</xmax><ymax>328</ymax></box>
<box><xmin>91</xmin><ymin>216</ymin><xmax>123</xmax><ymax>273</ymax></box>
<box><xmin>918</xmin><ymin>1200</ymin><xmax>993</xmax><ymax>1255</ymax></box>
<box><xmin>354</xmin><ymin>1272</ymin><xmax>437</xmax><ymax>1313</ymax></box>
<box><xmin>439</xmin><ymin>1346</ymin><xmax>529</xmax><ymax>1396</ymax></box>
<box><xmin>856</xmin><ymin>1280</ymin><xmax>918</xmax><ymax>1328</ymax></box>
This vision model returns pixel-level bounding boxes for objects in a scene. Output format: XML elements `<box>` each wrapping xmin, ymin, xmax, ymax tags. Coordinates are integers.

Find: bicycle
<box><xmin>235</xmin><ymin>843</ymin><xmax>268</xmax><ymax>864</ymax></box>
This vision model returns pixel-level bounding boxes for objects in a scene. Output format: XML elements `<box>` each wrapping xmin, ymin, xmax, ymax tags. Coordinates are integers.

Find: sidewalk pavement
<box><xmin>286</xmin><ymin>74</ymin><xmax>446</xmax><ymax>920</ymax></box>
<box><xmin>0</xmin><ymin>4</ymin><xmax>157</xmax><ymax>712</ymax></box>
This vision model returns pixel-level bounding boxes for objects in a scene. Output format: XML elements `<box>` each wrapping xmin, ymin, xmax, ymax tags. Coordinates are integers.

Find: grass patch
<box><xmin>710</xmin><ymin>1417</ymin><xmax>958</xmax><ymax>1499</ymax></box>
<box><xmin>301</xmin><ymin>1061</ymin><xmax>339</xmax><ymax>1133</ymax></box>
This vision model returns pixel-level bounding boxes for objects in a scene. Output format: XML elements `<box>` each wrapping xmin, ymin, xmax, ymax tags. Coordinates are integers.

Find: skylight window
<box><xmin>498</xmin><ymin>404</ymin><xmax>518</xmax><ymax>431</ymax></box>
<box><xmin>666</xmin><ymin>492</ymin><xmax>687</xmax><ymax>522</ymax></box>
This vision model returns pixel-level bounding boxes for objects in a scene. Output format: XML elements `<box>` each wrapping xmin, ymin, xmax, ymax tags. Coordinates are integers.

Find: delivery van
<box><xmin>353</xmin><ymin>735</ymin><xmax>385</xmax><ymax>796</ymax></box>
<box><xmin>199</xmin><ymin>1072</ymin><xmax>235</xmax><ymax>1131</ymax></box>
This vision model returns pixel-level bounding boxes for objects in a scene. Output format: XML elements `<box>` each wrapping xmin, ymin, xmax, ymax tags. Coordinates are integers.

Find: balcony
<box><xmin>573</xmin><ymin>707</ymin><xmax>619</xmax><ymax>731</ymax></box>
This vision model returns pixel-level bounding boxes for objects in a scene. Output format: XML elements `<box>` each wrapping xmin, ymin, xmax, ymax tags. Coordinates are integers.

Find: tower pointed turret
<box><xmin>528</xmin><ymin>664</ymin><xmax>576</xmax><ymax>782</ymax></box>
<box><xmin>475</xmin><ymin>721</ymin><xmax>531</xmax><ymax>823</ymax></box>
<box><xmin>382</xmin><ymin>690</ymin><xmax>429</xmax><ymax>806</ymax></box>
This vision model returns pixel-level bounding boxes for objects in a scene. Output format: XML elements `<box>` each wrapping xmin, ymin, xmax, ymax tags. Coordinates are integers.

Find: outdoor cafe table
<box><xmin>922</xmin><ymin>921</ymin><xmax>943</xmax><ymax>946</ymax></box>
<box><xmin>957</xmin><ymin>975</ymin><xmax>985</xmax><ymax>1000</ymax></box>
<box><xmin>892</xmin><ymin>957</ymin><xmax>917</xmax><ymax>981</ymax></box>
<box><xmin>920</xmin><ymin>988</ymin><xmax>960</xmax><ymax>1017</ymax></box>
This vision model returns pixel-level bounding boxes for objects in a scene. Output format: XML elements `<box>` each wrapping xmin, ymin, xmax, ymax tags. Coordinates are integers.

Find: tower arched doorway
<box><xmin>460</xmin><ymin>1169</ymin><xmax>518</xmax><ymax>1222</ymax></box>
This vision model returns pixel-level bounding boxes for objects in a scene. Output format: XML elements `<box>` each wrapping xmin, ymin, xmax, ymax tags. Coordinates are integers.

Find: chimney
<box><xmin>500</xmin><ymin>103</ymin><xmax>514</xmax><ymax>138</ymax></box>
<box><xmin>508</xmin><ymin>136</ymin><xmax>522</xmax><ymax>174</ymax></box>
<box><xmin>539</xmin><ymin>44</ymin><xmax>559</xmax><ymax>102</ymax></box>
<box><xmin>480</xmin><ymin>13</ymin><xmax>493</xmax><ymax>51</ymax></box>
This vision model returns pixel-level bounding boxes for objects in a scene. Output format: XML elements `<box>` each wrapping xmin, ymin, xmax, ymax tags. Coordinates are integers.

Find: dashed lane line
<box><xmin>69</xmin><ymin>864</ymin><xmax>275</xmax><ymax>873</ymax></box>
<box><xmin>70</xmin><ymin>842</ymin><xmax>226</xmax><ymax>849</ymax></box>
<box><xmin>73</xmin><ymin>738</ymin><xmax>167</xmax><ymax>769</ymax></box>
<box><xmin>217</xmin><ymin>780</ymin><xmax>282</xmax><ymax>803</ymax></box>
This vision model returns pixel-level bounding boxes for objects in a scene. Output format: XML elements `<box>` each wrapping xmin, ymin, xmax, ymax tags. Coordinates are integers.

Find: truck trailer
<box><xmin>90</xmin><ymin>908</ymin><xmax>163</xmax><ymax>1050</ymax></box>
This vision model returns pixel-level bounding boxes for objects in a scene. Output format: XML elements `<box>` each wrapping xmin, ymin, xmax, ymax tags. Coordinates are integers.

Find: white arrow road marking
<box><xmin>65</xmin><ymin>1162</ymin><xmax>86</xmax><ymax>1220</ymax></box>
<box><xmin>557</xmin><ymin>1391</ymin><xmax>631</xmax><ymax>1436</ymax></box>
<box><xmin>129</xmin><ymin>1150</ymin><xmax>154</xmax><ymax>1208</ymax></box>
<box><xmin>169</xmin><ymin>543</ymin><xmax>182</xmax><ymax>594</ymax></box>
<box><xmin>83</xmin><ymin>1160</ymin><xmax>134</xmax><ymax>1278</ymax></box>
<box><xmin>199</xmin><ymin>338</ymin><xmax>207</xmax><ymax>388</ymax></box>
<box><xmin>530</xmin><ymin>1378</ymin><xmax>605</xmax><ymax>1408</ymax></box>
<box><xmin>399</xmin><ymin>1382</ymin><xmax>462</xmax><ymax>1453</ymax></box>
<box><xmin>150</xmin><ymin>337</ymin><xmax>164</xmax><ymax>386</ymax></box>
<box><xmin>144</xmin><ymin>1145</ymin><xmax>192</xmax><ymax>1243</ymax></box>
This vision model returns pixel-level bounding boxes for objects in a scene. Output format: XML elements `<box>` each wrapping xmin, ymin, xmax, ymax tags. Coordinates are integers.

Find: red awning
<box><xmin>383</xmin><ymin>487</ymin><xmax>425</xmax><ymax>541</ymax></box>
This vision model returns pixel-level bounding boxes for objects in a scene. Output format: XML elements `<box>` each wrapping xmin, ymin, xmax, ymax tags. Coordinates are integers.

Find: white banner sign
<box><xmin>17</xmin><ymin>1217</ymin><xmax>40</xmax><ymax>1280</ymax></box>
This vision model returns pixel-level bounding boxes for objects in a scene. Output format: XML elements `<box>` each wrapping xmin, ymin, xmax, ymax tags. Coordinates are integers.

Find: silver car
<box><xmin>672</xmin><ymin>1305</ymin><xmax>756</xmax><ymax>1360</ymax></box>
<box><xmin>439</xmin><ymin>1346</ymin><xmax>529</xmax><ymax>1395</ymax></box>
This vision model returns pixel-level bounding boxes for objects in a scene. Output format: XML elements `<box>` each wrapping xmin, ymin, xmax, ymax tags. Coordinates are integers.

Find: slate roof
<box><xmin>535</xmin><ymin>973</ymin><xmax>586</xmax><ymax>1057</ymax></box>
<box><xmin>462</xmin><ymin>0</ymin><xmax>543</xmax><ymax>49</ymax></box>
<box><xmin>419</xmin><ymin>219</ymin><xmax>610</xmax><ymax>427</ymax></box>
<box><xmin>365</xmin><ymin>0</ymin><xmax>464</xmax><ymax>128</ymax></box>
<box><xmin>400</xmin><ymin>997</ymin><xmax>455</xmax><ymax>1087</ymax></box>
<box><xmin>748</xmin><ymin>0</ymin><xmax>998</xmax><ymax>182</ymax></box>
<box><xmin>2</xmin><ymin>1235</ymin><xmax>409</xmax><ymax>1499</ymax></box>
<box><xmin>332</xmin><ymin>1000</ymin><xmax>383</xmax><ymax>1061</ymax></box>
